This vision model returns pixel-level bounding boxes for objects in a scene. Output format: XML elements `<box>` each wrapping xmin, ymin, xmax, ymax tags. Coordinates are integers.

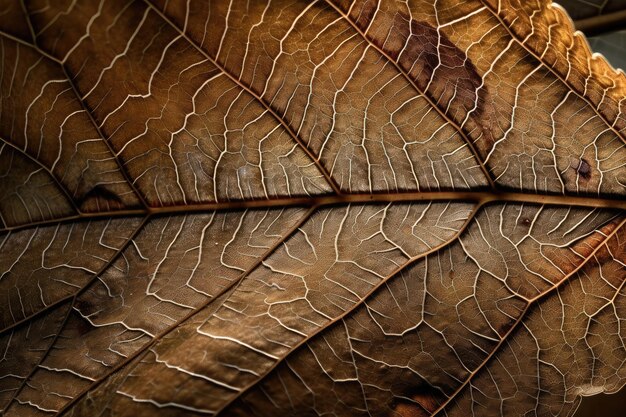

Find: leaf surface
<box><xmin>1</xmin><ymin>1</ymin><xmax>625</xmax><ymax>416</ymax></box>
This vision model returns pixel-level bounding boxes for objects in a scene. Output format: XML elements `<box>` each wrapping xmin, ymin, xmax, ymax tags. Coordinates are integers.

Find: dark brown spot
<box><xmin>332</xmin><ymin>0</ymin><xmax>353</xmax><ymax>13</ymax></box>
<box><xmin>380</xmin><ymin>13</ymin><xmax>484</xmax><ymax>120</ymax></box>
<box><xmin>520</xmin><ymin>217</ymin><xmax>531</xmax><ymax>227</ymax></box>
<box><xmin>350</xmin><ymin>0</ymin><xmax>378</xmax><ymax>32</ymax></box>
<box><xmin>372</xmin><ymin>12</ymin><xmax>498</xmax><ymax>158</ymax></box>
<box><xmin>575</xmin><ymin>158</ymin><xmax>592</xmax><ymax>180</ymax></box>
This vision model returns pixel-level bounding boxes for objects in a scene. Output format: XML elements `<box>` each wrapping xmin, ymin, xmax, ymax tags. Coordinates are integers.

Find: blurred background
<box><xmin>554</xmin><ymin>1</ymin><xmax>626</xmax><ymax>415</ymax></box>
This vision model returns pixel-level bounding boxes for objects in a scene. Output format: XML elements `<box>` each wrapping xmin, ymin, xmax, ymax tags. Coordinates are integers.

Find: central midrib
<box><xmin>3</xmin><ymin>190</ymin><xmax>625</xmax><ymax>234</ymax></box>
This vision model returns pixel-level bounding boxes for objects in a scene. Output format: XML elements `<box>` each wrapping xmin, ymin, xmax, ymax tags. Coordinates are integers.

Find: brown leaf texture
<box><xmin>0</xmin><ymin>0</ymin><xmax>625</xmax><ymax>416</ymax></box>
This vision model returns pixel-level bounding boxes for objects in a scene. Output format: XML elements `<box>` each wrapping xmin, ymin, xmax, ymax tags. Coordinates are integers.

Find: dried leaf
<box><xmin>1</xmin><ymin>1</ymin><xmax>625</xmax><ymax>416</ymax></box>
